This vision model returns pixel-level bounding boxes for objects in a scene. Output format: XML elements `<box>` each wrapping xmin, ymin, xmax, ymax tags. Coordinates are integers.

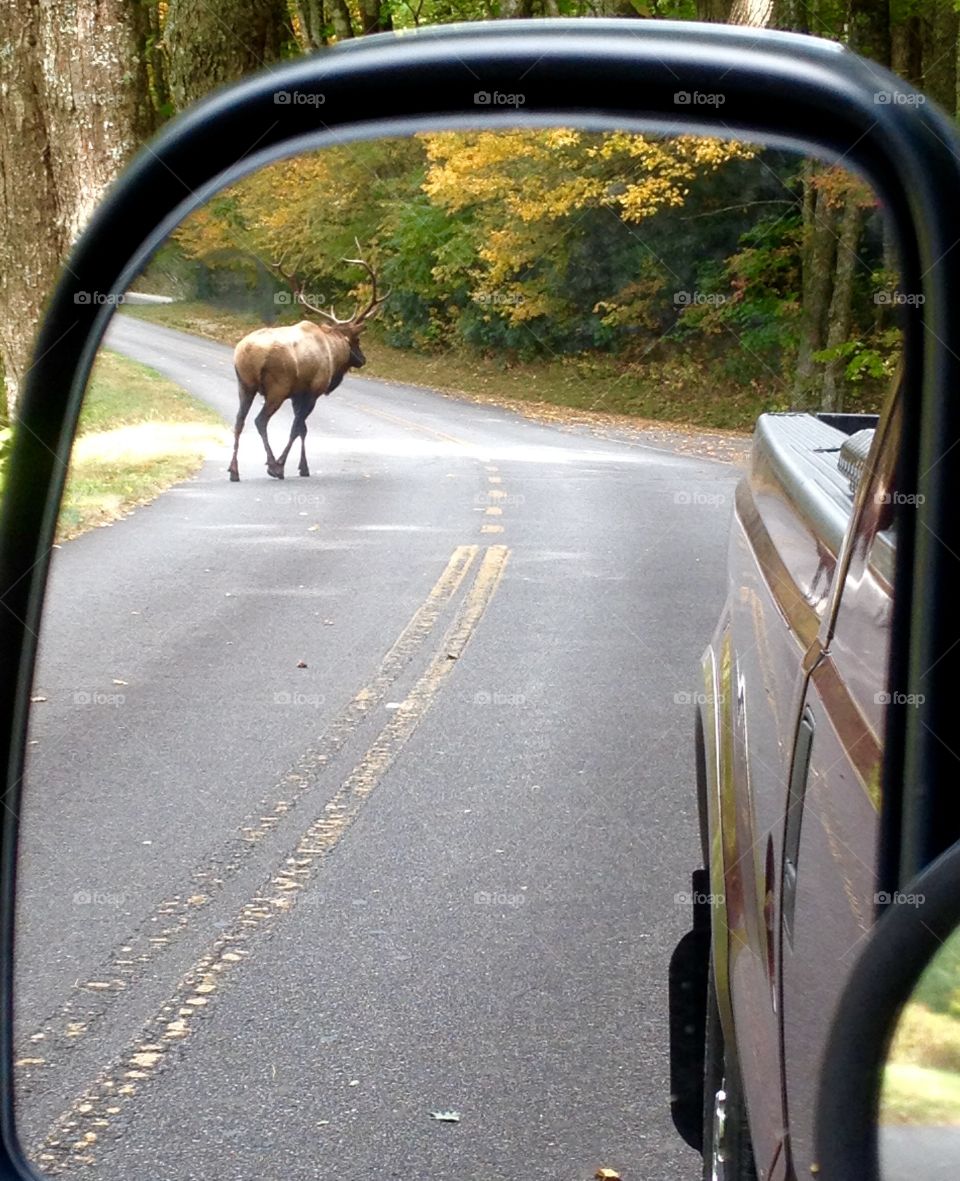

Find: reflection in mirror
<box><xmin>14</xmin><ymin>129</ymin><xmax>903</xmax><ymax>1180</ymax></box>
<box><xmin>880</xmin><ymin>927</ymin><xmax>960</xmax><ymax>1181</ymax></box>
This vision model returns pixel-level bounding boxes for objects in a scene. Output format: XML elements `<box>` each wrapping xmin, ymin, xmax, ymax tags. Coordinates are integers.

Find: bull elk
<box><xmin>228</xmin><ymin>249</ymin><xmax>389</xmax><ymax>481</ymax></box>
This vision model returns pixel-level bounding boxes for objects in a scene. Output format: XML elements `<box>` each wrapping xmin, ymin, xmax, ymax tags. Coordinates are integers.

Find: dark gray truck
<box><xmin>670</xmin><ymin>388</ymin><xmax>901</xmax><ymax>1181</ymax></box>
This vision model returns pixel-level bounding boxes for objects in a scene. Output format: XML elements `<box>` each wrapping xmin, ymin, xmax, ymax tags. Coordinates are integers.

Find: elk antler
<box><xmin>269</xmin><ymin>242</ymin><xmax>390</xmax><ymax>327</ymax></box>
<box><xmin>341</xmin><ymin>238</ymin><xmax>391</xmax><ymax>325</ymax></box>
<box><xmin>268</xmin><ymin>247</ymin><xmax>334</xmax><ymax>319</ymax></box>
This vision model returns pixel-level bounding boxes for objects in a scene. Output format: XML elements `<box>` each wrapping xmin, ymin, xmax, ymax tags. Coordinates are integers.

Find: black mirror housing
<box><xmin>5</xmin><ymin>20</ymin><xmax>960</xmax><ymax>1180</ymax></box>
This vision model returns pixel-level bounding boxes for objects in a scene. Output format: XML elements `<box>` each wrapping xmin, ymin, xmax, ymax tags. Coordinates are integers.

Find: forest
<box><xmin>2</xmin><ymin>0</ymin><xmax>954</xmax><ymax>426</ymax></box>
<box><xmin>149</xmin><ymin>134</ymin><xmax>894</xmax><ymax>428</ymax></box>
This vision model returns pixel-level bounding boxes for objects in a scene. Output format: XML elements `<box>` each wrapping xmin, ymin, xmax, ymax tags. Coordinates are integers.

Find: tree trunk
<box><xmin>328</xmin><ymin>0</ymin><xmax>356</xmax><ymax>41</ymax></box>
<box><xmin>848</xmin><ymin>0</ymin><xmax>891</xmax><ymax>66</ymax></box>
<box><xmin>820</xmin><ymin>199</ymin><xmax>862</xmax><ymax>412</ymax></box>
<box><xmin>163</xmin><ymin>0</ymin><xmax>291</xmax><ymax>109</ymax></box>
<box><xmin>143</xmin><ymin>0</ymin><xmax>174</xmax><ymax>119</ymax></box>
<box><xmin>500</xmin><ymin>0</ymin><xmax>534</xmax><ymax>15</ymax></box>
<box><xmin>729</xmin><ymin>0</ymin><xmax>772</xmax><ymax>25</ymax></box>
<box><xmin>359</xmin><ymin>0</ymin><xmax>392</xmax><ymax>34</ymax></box>
<box><xmin>596</xmin><ymin>0</ymin><xmax>642</xmax><ymax>15</ymax></box>
<box><xmin>0</xmin><ymin>0</ymin><xmax>152</xmax><ymax>419</ymax></box>
<box><xmin>891</xmin><ymin>11</ymin><xmax>923</xmax><ymax>90</ymax></box>
<box><xmin>696</xmin><ymin>0</ymin><xmax>735</xmax><ymax>19</ymax></box>
<box><xmin>294</xmin><ymin>0</ymin><xmax>329</xmax><ymax>49</ymax></box>
<box><xmin>769</xmin><ymin>0</ymin><xmax>810</xmax><ymax>34</ymax></box>
<box><xmin>794</xmin><ymin>173</ymin><xmax>837</xmax><ymax>407</ymax></box>
<box><xmin>920</xmin><ymin>0</ymin><xmax>958</xmax><ymax>117</ymax></box>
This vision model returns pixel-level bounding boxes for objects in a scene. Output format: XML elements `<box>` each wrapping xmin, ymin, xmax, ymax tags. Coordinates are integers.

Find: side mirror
<box><xmin>817</xmin><ymin>840</ymin><xmax>960</xmax><ymax>1181</ymax></box>
<box><xmin>4</xmin><ymin>18</ymin><xmax>960</xmax><ymax>1181</ymax></box>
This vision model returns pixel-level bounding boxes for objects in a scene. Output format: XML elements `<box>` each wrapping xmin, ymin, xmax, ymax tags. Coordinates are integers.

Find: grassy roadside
<box><xmin>882</xmin><ymin>1001</ymin><xmax>960</xmax><ymax>1124</ymax></box>
<box><xmin>120</xmin><ymin>300</ymin><xmax>762</xmax><ymax>436</ymax></box>
<box><xmin>54</xmin><ymin>349</ymin><xmax>229</xmax><ymax>541</ymax></box>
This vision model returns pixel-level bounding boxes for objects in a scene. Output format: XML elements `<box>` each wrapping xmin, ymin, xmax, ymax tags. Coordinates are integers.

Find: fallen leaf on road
<box><xmin>430</xmin><ymin>1111</ymin><xmax>461</xmax><ymax>1122</ymax></box>
<box><xmin>30</xmin><ymin>696</ymin><xmax>46</xmax><ymax>703</ymax></box>
<box><xmin>113</xmin><ymin>679</ymin><xmax>127</xmax><ymax>686</ymax></box>
<box><xmin>296</xmin><ymin>660</ymin><xmax>308</xmax><ymax>668</ymax></box>
<box><xmin>595</xmin><ymin>1170</ymin><xmax>621</xmax><ymax>1180</ymax></box>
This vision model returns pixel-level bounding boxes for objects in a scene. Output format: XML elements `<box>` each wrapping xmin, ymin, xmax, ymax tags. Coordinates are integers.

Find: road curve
<box><xmin>15</xmin><ymin>314</ymin><xmax>739</xmax><ymax>1181</ymax></box>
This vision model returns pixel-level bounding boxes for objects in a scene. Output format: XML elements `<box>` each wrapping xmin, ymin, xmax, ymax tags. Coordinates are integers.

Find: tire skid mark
<box><xmin>29</xmin><ymin>545</ymin><xmax>509</xmax><ymax>1174</ymax></box>
<box><xmin>16</xmin><ymin>546</ymin><xmax>477</xmax><ymax>1086</ymax></box>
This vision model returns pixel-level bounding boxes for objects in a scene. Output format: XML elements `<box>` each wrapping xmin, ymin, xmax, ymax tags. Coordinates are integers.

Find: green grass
<box><xmin>881</xmin><ymin>1001</ymin><xmax>960</xmax><ymax>1125</ymax></box>
<box><xmin>887</xmin><ymin>999</ymin><xmax>960</xmax><ymax>1073</ymax></box>
<box><xmin>55</xmin><ymin>349</ymin><xmax>229</xmax><ymax>541</ymax></box>
<box><xmin>882</xmin><ymin>1062</ymin><xmax>960</xmax><ymax>1126</ymax></box>
<box><xmin>121</xmin><ymin>300</ymin><xmax>764</xmax><ymax>434</ymax></box>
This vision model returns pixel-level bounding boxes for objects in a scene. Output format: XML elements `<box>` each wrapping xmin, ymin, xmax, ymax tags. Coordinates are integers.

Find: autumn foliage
<box><xmin>165</xmin><ymin>129</ymin><xmax>894</xmax><ymax>414</ymax></box>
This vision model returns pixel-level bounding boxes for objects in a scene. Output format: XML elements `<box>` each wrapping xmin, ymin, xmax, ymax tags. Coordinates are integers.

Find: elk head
<box><xmin>269</xmin><ymin>241</ymin><xmax>389</xmax><ymax>372</ymax></box>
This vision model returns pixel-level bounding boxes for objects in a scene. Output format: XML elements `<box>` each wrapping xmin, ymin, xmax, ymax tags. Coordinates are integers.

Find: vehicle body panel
<box><xmin>690</xmin><ymin>401</ymin><xmax>894</xmax><ymax>1179</ymax></box>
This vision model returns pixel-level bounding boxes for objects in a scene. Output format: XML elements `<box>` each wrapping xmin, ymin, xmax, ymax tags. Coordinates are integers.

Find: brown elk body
<box><xmin>228</xmin><ymin>252</ymin><xmax>387</xmax><ymax>481</ymax></box>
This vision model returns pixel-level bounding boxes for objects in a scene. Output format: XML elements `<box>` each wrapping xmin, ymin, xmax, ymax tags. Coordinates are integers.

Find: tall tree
<box><xmin>0</xmin><ymin>0</ymin><xmax>153</xmax><ymax>419</ymax></box>
<box><xmin>163</xmin><ymin>0</ymin><xmax>292</xmax><ymax>108</ymax></box>
<box><xmin>293</xmin><ymin>0</ymin><xmax>330</xmax><ymax>48</ymax></box>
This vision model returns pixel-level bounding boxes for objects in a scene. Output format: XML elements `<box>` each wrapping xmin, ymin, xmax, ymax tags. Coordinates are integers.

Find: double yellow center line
<box><xmin>32</xmin><ymin>544</ymin><xmax>510</xmax><ymax>1173</ymax></box>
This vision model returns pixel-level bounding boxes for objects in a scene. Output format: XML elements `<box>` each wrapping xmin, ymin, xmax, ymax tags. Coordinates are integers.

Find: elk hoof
<box><xmin>267</xmin><ymin>467</ymin><xmax>284</xmax><ymax>480</ymax></box>
<box><xmin>229</xmin><ymin>471</ymin><xmax>239</xmax><ymax>482</ymax></box>
<box><xmin>299</xmin><ymin>469</ymin><xmax>310</xmax><ymax>478</ymax></box>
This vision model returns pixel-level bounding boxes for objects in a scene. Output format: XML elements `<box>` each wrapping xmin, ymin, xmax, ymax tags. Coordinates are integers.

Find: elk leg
<box><xmin>298</xmin><ymin>394</ymin><xmax>319</xmax><ymax>477</ymax></box>
<box><xmin>228</xmin><ymin>380</ymin><xmax>257</xmax><ymax>481</ymax></box>
<box><xmin>255</xmin><ymin>393</ymin><xmax>285</xmax><ymax>479</ymax></box>
<box><xmin>277</xmin><ymin>393</ymin><xmax>309</xmax><ymax>473</ymax></box>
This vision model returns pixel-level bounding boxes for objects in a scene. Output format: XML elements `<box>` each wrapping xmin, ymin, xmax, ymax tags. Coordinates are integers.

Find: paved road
<box><xmin>16</xmin><ymin>315</ymin><xmax>740</xmax><ymax>1180</ymax></box>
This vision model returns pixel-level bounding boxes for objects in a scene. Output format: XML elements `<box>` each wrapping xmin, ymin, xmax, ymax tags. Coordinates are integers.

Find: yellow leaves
<box><xmin>542</xmin><ymin>128</ymin><xmax>582</xmax><ymax>150</ymax></box>
<box><xmin>423</xmin><ymin>129</ymin><xmax>753</xmax><ymax>238</ymax></box>
<box><xmin>419</xmin><ymin>128</ymin><xmax>753</xmax><ymax>327</ymax></box>
<box><xmin>810</xmin><ymin>163</ymin><xmax>877</xmax><ymax>210</ymax></box>
<box><xmin>593</xmin><ymin>271</ymin><xmax>670</xmax><ymax>331</ymax></box>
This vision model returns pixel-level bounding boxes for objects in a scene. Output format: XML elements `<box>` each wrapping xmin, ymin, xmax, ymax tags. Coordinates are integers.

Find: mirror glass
<box><xmin>880</xmin><ymin>927</ymin><xmax>960</xmax><ymax>1180</ymax></box>
<box><xmin>13</xmin><ymin>128</ymin><xmax>901</xmax><ymax>1179</ymax></box>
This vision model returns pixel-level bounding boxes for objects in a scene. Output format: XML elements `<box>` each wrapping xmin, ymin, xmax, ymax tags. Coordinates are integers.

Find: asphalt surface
<box><xmin>15</xmin><ymin>314</ymin><xmax>740</xmax><ymax>1180</ymax></box>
